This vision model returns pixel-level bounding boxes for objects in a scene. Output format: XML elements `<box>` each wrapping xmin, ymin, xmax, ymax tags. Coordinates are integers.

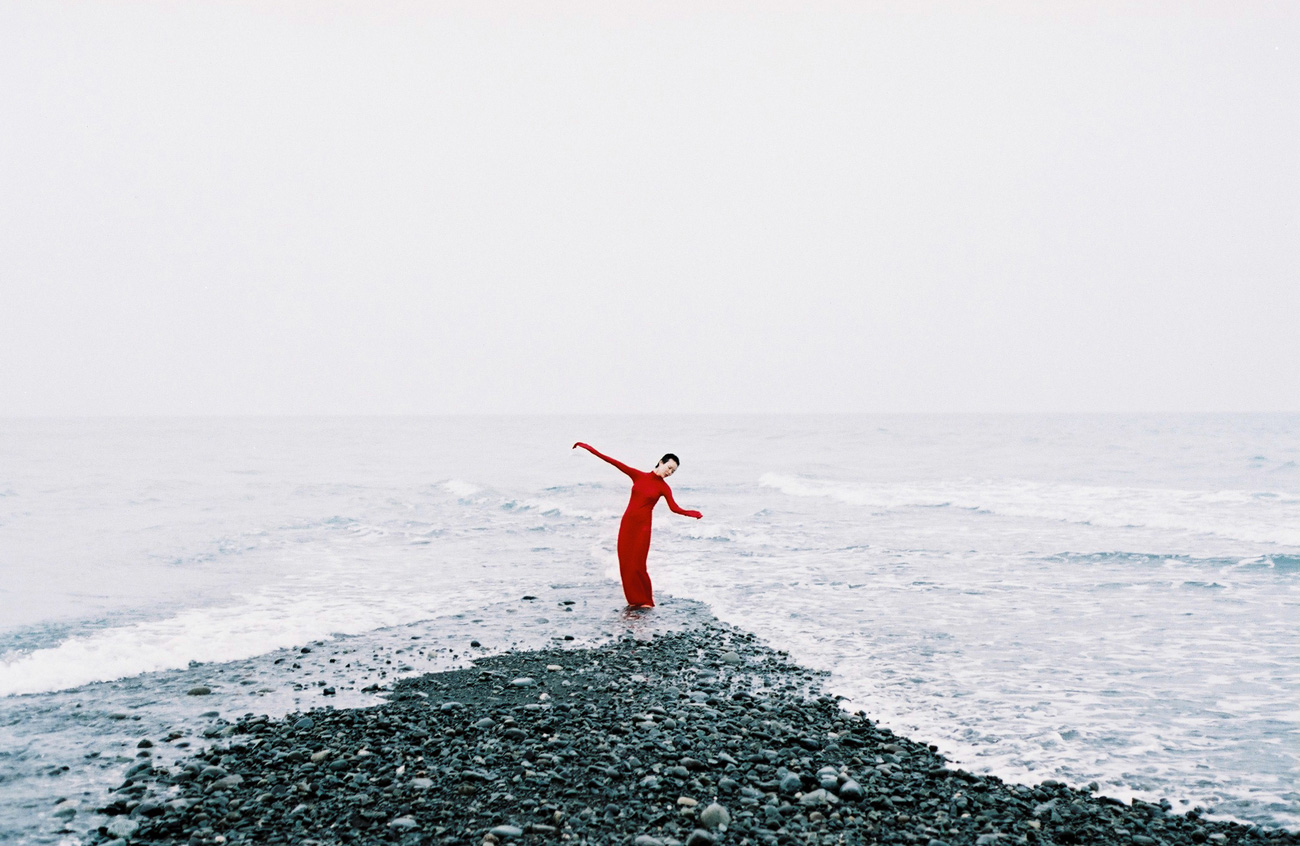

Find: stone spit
<box><xmin>83</xmin><ymin>622</ymin><xmax>1297</xmax><ymax>846</ymax></box>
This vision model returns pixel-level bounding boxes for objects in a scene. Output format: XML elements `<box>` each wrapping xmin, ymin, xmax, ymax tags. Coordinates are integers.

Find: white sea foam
<box><xmin>759</xmin><ymin>473</ymin><xmax>1300</xmax><ymax>546</ymax></box>
<box><xmin>0</xmin><ymin>579</ymin><xmax>483</xmax><ymax>697</ymax></box>
<box><xmin>499</xmin><ymin>497</ymin><xmax>616</xmax><ymax>521</ymax></box>
<box><xmin>441</xmin><ymin>479</ymin><xmax>482</xmax><ymax>497</ymax></box>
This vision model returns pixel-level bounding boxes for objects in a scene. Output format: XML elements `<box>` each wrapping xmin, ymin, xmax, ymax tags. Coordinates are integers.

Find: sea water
<box><xmin>1</xmin><ymin>415</ymin><xmax>1296</xmax><ymax>842</ymax></box>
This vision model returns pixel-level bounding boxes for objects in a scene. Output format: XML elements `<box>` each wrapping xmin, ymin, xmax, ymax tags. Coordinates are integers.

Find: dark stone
<box><xmin>685</xmin><ymin>829</ymin><xmax>716</xmax><ymax>846</ymax></box>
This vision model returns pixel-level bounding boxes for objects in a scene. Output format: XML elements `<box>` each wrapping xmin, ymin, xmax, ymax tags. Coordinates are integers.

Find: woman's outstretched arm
<box><xmin>572</xmin><ymin>442</ymin><xmax>639</xmax><ymax>480</ymax></box>
<box><xmin>661</xmin><ymin>485</ymin><xmax>702</xmax><ymax>519</ymax></box>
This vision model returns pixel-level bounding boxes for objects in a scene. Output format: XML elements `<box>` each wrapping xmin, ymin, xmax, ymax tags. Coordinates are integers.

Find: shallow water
<box><xmin>1</xmin><ymin>415</ymin><xmax>1296</xmax><ymax>842</ymax></box>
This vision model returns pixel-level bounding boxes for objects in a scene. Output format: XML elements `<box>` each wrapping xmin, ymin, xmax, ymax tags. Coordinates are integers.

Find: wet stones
<box><xmin>78</xmin><ymin>622</ymin><xmax>1300</xmax><ymax>846</ymax></box>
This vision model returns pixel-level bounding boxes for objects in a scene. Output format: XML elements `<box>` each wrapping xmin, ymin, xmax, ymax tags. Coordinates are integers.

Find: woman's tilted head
<box><xmin>654</xmin><ymin>454</ymin><xmax>680</xmax><ymax>478</ymax></box>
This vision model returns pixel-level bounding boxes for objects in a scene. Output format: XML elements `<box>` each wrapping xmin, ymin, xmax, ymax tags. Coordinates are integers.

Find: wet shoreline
<box><xmin>78</xmin><ymin>618</ymin><xmax>1298</xmax><ymax>846</ymax></box>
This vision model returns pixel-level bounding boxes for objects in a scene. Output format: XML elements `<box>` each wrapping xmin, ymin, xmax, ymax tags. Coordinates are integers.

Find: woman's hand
<box><xmin>685</xmin><ymin>510</ymin><xmax>703</xmax><ymax>520</ymax></box>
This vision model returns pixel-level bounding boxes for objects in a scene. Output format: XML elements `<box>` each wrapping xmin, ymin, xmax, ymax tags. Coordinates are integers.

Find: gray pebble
<box><xmin>490</xmin><ymin>824</ymin><xmax>524</xmax><ymax>838</ymax></box>
<box><xmin>799</xmin><ymin>788</ymin><xmax>839</xmax><ymax>805</ymax></box>
<box><xmin>699</xmin><ymin>802</ymin><xmax>730</xmax><ymax>830</ymax></box>
<box><xmin>104</xmin><ymin>818</ymin><xmax>139</xmax><ymax>839</ymax></box>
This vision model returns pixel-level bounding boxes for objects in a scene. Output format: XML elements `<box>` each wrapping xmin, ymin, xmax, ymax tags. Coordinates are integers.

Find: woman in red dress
<box><xmin>572</xmin><ymin>442</ymin><xmax>702</xmax><ymax>608</ymax></box>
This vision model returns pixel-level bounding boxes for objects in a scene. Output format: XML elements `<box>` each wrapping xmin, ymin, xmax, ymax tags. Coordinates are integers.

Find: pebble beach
<box><xmin>78</xmin><ymin>614</ymin><xmax>1299</xmax><ymax>846</ymax></box>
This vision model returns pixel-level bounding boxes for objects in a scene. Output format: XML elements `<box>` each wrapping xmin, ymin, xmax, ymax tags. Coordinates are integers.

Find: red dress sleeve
<box><xmin>661</xmin><ymin>480</ymin><xmax>702</xmax><ymax>519</ymax></box>
<box><xmin>573</xmin><ymin>442</ymin><xmax>639</xmax><ymax>480</ymax></box>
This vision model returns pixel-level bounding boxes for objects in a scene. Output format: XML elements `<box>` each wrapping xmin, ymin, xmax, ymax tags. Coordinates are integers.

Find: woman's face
<box><xmin>654</xmin><ymin>459</ymin><xmax>679</xmax><ymax>478</ymax></box>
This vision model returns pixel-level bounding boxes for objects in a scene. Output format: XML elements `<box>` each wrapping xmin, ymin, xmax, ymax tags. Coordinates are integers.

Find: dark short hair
<box><xmin>659</xmin><ymin>453</ymin><xmax>680</xmax><ymax>467</ymax></box>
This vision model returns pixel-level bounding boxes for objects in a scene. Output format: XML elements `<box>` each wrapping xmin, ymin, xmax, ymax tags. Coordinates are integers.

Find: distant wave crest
<box><xmin>759</xmin><ymin>473</ymin><xmax>1300</xmax><ymax>546</ymax></box>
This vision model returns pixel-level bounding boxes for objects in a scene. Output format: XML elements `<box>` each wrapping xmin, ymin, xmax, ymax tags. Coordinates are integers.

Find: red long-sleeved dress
<box><xmin>574</xmin><ymin>443</ymin><xmax>702</xmax><ymax>607</ymax></box>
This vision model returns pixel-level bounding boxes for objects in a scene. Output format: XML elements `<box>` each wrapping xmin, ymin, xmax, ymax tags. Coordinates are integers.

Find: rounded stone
<box><xmin>839</xmin><ymin>779</ymin><xmax>865</xmax><ymax>801</ymax></box>
<box><xmin>685</xmin><ymin>830</ymin><xmax>716</xmax><ymax>846</ymax></box>
<box><xmin>699</xmin><ymin>803</ymin><xmax>731</xmax><ymax>830</ymax></box>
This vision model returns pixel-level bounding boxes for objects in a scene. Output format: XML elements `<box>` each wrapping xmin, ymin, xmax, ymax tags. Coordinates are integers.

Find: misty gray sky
<box><xmin>2</xmin><ymin>2</ymin><xmax>1297</xmax><ymax>414</ymax></box>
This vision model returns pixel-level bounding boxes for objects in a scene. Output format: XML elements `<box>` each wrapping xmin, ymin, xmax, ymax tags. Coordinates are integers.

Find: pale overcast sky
<box><xmin>2</xmin><ymin>2</ymin><xmax>1297</xmax><ymax>414</ymax></box>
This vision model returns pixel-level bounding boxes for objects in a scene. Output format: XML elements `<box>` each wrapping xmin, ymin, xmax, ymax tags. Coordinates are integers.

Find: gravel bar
<box><xmin>83</xmin><ymin>621</ymin><xmax>1298</xmax><ymax>846</ymax></box>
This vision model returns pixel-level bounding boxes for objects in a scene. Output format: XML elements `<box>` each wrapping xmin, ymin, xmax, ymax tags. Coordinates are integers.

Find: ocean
<box><xmin>1</xmin><ymin>415</ymin><xmax>1296</xmax><ymax>843</ymax></box>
